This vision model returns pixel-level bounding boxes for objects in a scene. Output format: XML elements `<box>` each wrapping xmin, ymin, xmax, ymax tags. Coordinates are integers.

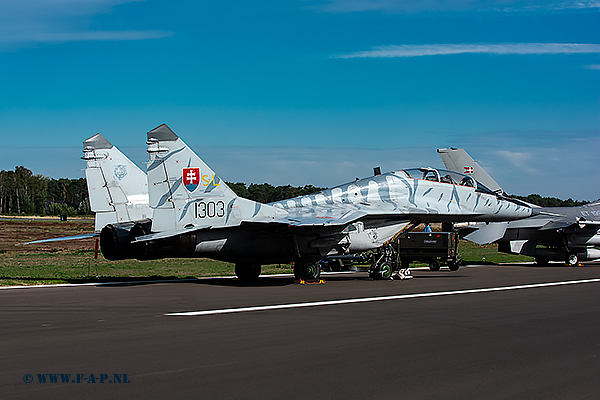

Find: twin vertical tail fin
<box><xmin>146</xmin><ymin>124</ymin><xmax>242</xmax><ymax>233</ymax></box>
<box><xmin>82</xmin><ymin>133</ymin><xmax>150</xmax><ymax>232</ymax></box>
<box><xmin>145</xmin><ymin>124</ymin><xmax>286</xmax><ymax>236</ymax></box>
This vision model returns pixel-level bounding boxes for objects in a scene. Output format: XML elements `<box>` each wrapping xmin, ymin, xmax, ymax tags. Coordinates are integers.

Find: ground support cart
<box><xmin>369</xmin><ymin>231</ymin><xmax>461</xmax><ymax>279</ymax></box>
<box><xmin>397</xmin><ymin>232</ymin><xmax>461</xmax><ymax>271</ymax></box>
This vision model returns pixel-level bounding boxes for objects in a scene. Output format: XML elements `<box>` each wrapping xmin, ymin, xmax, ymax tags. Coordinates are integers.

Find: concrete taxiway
<box><xmin>2</xmin><ymin>263</ymin><xmax>599</xmax><ymax>399</ymax></box>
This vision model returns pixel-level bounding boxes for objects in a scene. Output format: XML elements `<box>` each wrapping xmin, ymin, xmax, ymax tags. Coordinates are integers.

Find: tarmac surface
<box><xmin>2</xmin><ymin>263</ymin><xmax>600</xmax><ymax>399</ymax></box>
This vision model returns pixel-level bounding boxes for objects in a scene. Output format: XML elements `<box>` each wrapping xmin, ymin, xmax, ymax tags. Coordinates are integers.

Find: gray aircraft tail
<box><xmin>82</xmin><ymin>133</ymin><xmax>151</xmax><ymax>232</ymax></box>
<box><xmin>437</xmin><ymin>148</ymin><xmax>504</xmax><ymax>195</ymax></box>
<box><xmin>145</xmin><ymin>124</ymin><xmax>284</xmax><ymax>235</ymax></box>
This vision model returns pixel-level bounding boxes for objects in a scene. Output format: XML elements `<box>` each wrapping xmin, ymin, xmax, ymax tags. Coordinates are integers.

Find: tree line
<box><xmin>0</xmin><ymin>166</ymin><xmax>325</xmax><ymax>216</ymax></box>
<box><xmin>0</xmin><ymin>166</ymin><xmax>592</xmax><ymax>216</ymax></box>
<box><xmin>0</xmin><ymin>167</ymin><xmax>90</xmax><ymax>216</ymax></box>
<box><xmin>509</xmin><ymin>194</ymin><xmax>590</xmax><ymax>208</ymax></box>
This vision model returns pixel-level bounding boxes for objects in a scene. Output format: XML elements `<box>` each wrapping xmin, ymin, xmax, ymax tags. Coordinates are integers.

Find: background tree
<box><xmin>0</xmin><ymin>166</ymin><xmax>592</xmax><ymax>215</ymax></box>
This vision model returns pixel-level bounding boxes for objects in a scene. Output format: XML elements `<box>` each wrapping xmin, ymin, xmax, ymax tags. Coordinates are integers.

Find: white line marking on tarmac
<box><xmin>165</xmin><ymin>278</ymin><xmax>600</xmax><ymax>316</ymax></box>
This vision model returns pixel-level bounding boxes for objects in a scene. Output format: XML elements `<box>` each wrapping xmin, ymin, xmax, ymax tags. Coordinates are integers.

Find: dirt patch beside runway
<box><xmin>0</xmin><ymin>218</ymin><xmax>96</xmax><ymax>254</ymax></box>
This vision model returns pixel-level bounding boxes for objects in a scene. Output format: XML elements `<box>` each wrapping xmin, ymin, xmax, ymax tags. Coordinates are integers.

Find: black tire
<box><xmin>235</xmin><ymin>263</ymin><xmax>261</xmax><ymax>281</ymax></box>
<box><xmin>429</xmin><ymin>259</ymin><xmax>441</xmax><ymax>271</ymax></box>
<box><xmin>373</xmin><ymin>262</ymin><xmax>393</xmax><ymax>280</ymax></box>
<box><xmin>294</xmin><ymin>258</ymin><xmax>321</xmax><ymax>282</ymax></box>
<box><xmin>535</xmin><ymin>257</ymin><xmax>549</xmax><ymax>266</ymax></box>
<box><xmin>566</xmin><ymin>252</ymin><xmax>578</xmax><ymax>266</ymax></box>
<box><xmin>448</xmin><ymin>261</ymin><xmax>460</xmax><ymax>271</ymax></box>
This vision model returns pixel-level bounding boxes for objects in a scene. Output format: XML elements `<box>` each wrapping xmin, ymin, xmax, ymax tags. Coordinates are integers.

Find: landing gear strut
<box><xmin>369</xmin><ymin>244</ymin><xmax>412</xmax><ymax>280</ymax></box>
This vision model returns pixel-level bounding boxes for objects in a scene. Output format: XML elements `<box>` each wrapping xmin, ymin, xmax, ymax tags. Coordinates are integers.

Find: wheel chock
<box><xmin>295</xmin><ymin>279</ymin><xmax>326</xmax><ymax>285</ymax></box>
<box><xmin>393</xmin><ymin>269</ymin><xmax>413</xmax><ymax>280</ymax></box>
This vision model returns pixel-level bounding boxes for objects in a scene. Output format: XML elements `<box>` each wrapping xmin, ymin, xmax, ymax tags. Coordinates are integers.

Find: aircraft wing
<box><xmin>463</xmin><ymin>222</ymin><xmax>508</xmax><ymax>245</ymax></box>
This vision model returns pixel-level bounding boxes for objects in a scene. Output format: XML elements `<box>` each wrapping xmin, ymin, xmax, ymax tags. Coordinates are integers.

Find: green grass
<box><xmin>458</xmin><ymin>241</ymin><xmax>534</xmax><ymax>265</ymax></box>
<box><xmin>0</xmin><ymin>250</ymin><xmax>294</xmax><ymax>286</ymax></box>
<box><xmin>0</xmin><ymin>217</ymin><xmax>535</xmax><ymax>286</ymax></box>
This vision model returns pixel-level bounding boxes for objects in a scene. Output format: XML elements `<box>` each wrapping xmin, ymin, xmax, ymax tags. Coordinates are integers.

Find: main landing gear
<box><xmin>368</xmin><ymin>244</ymin><xmax>413</xmax><ymax>280</ymax></box>
<box><xmin>235</xmin><ymin>263</ymin><xmax>261</xmax><ymax>281</ymax></box>
<box><xmin>294</xmin><ymin>258</ymin><xmax>322</xmax><ymax>282</ymax></box>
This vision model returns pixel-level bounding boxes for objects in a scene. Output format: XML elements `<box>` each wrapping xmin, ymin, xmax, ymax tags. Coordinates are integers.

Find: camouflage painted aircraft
<box><xmin>438</xmin><ymin>147</ymin><xmax>600</xmax><ymax>265</ymax></box>
<box><xmin>95</xmin><ymin>124</ymin><xmax>537</xmax><ymax>281</ymax></box>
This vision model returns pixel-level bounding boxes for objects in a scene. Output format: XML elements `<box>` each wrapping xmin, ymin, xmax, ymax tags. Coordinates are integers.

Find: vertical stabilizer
<box><xmin>146</xmin><ymin>124</ymin><xmax>286</xmax><ymax>234</ymax></box>
<box><xmin>146</xmin><ymin>124</ymin><xmax>238</xmax><ymax>233</ymax></box>
<box><xmin>82</xmin><ymin>133</ymin><xmax>150</xmax><ymax>232</ymax></box>
<box><xmin>437</xmin><ymin>148</ymin><xmax>504</xmax><ymax>195</ymax></box>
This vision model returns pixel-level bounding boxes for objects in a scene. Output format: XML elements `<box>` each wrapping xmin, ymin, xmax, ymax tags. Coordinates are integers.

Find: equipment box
<box><xmin>394</xmin><ymin>232</ymin><xmax>460</xmax><ymax>271</ymax></box>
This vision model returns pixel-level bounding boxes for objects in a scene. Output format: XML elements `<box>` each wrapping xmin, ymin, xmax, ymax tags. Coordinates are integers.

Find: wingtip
<box><xmin>147</xmin><ymin>123</ymin><xmax>179</xmax><ymax>142</ymax></box>
<box><xmin>83</xmin><ymin>133</ymin><xmax>113</xmax><ymax>150</ymax></box>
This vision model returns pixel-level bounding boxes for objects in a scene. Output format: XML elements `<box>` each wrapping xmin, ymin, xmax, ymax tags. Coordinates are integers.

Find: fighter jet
<box><xmin>95</xmin><ymin>124</ymin><xmax>537</xmax><ymax>281</ymax></box>
<box><xmin>438</xmin><ymin>148</ymin><xmax>600</xmax><ymax>265</ymax></box>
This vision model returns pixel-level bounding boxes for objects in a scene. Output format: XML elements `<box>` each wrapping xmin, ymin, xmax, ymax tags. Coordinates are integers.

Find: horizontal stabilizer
<box><xmin>133</xmin><ymin>225</ymin><xmax>212</xmax><ymax>243</ymax></box>
<box><xmin>19</xmin><ymin>233</ymin><xmax>99</xmax><ymax>246</ymax></box>
<box><xmin>463</xmin><ymin>222</ymin><xmax>508</xmax><ymax>245</ymax></box>
<box><xmin>538</xmin><ymin>218</ymin><xmax>600</xmax><ymax>231</ymax></box>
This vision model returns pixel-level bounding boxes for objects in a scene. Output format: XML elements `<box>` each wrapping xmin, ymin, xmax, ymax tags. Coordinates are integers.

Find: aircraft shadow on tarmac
<box><xmin>4</xmin><ymin>262</ymin><xmax>595</xmax><ymax>288</ymax></box>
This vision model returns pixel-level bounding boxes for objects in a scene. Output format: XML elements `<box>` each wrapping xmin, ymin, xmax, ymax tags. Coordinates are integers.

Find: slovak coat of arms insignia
<box><xmin>183</xmin><ymin>167</ymin><xmax>201</xmax><ymax>192</ymax></box>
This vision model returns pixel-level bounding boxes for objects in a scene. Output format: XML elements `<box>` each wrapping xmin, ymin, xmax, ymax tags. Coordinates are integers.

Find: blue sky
<box><xmin>1</xmin><ymin>0</ymin><xmax>599</xmax><ymax>200</ymax></box>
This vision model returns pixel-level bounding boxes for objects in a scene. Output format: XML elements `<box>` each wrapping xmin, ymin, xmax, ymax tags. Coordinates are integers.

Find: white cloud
<box><xmin>0</xmin><ymin>0</ymin><xmax>172</xmax><ymax>46</ymax></box>
<box><xmin>333</xmin><ymin>43</ymin><xmax>600</xmax><ymax>59</ymax></box>
<box><xmin>313</xmin><ymin>0</ymin><xmax>600</xmax><ymax>13</ymax></box>
<box><xmin>584</xmin><ymin>64</ymin><xmax>600</xmax><ymax>70</ymax></box>
<box><xmin>13</xmin><ymin>31</ymin><xmax>173</xmax><ymax>43</ymax></box>
<box><xmin>496</xmin><ymin>150</ymin><xmax>540</xmax><ymax>175</ymax></box>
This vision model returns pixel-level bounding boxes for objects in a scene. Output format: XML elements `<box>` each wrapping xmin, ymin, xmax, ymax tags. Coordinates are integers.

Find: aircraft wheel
<box><xmin>235</xmin><ymin>263</ymin><xmax>261</xmax><ymax>281</ymax></box>
<box><xmin>535</xmin><ymin>257</ymin><xmax>549</xmax><ymax>266</ymax></box>
<box><xmin>429</xmin><ymin>259</ymin><xmax>441</xmax><ymax>271</ymax></box>
<box><xmin>566</xmin><ymin>252</ymin><xmax>578</xmax><ymax>266</ymax></box>
<box><xmin>295</xmin><ymin>258</ymin><xmax>321</xmax><ymax>282</ymax></box>
<box><xmin>448</xmin><ymin>262</ymin><xmax>460</xmax><ymax>271</ymax></box>
<box><xmin>373</xmin><ymin>262</ymin><xmax>393</xmax><ymax>280</ymax></box>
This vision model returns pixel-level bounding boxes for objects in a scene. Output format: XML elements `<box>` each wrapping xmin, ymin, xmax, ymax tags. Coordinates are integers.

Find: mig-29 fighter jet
<box><xmin>438</xmin><ymin>147</ymin><xmax>600</xmax><ymax>265</ymax></box>
<box><xmin>96</xmin><ymin>124</ymin><xmax>538</xmax><ymax>282</ymax></box>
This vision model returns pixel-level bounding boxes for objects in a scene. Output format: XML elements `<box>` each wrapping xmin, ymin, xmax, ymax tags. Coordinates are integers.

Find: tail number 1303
<box><xmin>195</xmin><ymin>201</ymin><xmax>225</xmax><ymax>219</ymax></box>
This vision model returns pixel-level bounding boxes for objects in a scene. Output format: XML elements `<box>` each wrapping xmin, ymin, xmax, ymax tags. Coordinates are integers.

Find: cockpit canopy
<box><xmin>401</xmin><ymin>168</ymin><xmax>496</xmax><ymax>195</ymax></box>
